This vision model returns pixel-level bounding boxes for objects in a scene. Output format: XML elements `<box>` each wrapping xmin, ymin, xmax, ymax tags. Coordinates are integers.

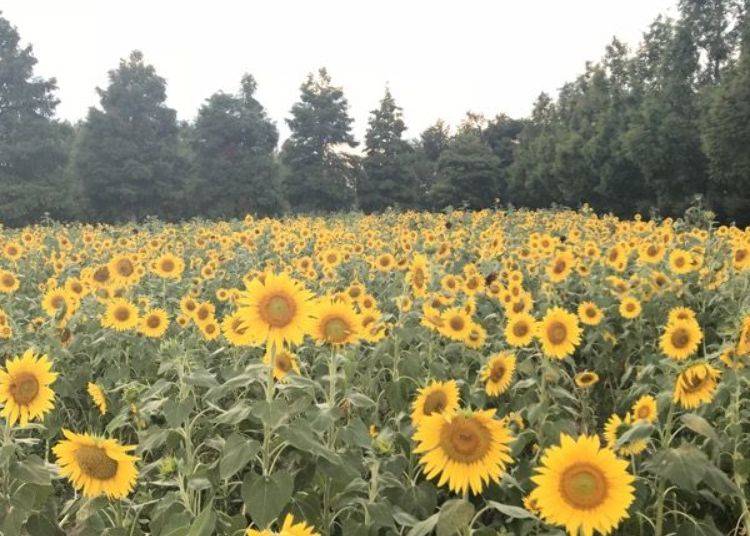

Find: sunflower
<box><xmin>153</xmin><ymin>253</ymin><xmax>184</xmax><ymax>279</ymax></box>
<box><xmin>180</xmin><ymin>295</ymin><xmax>199</xmax><ymax>317</ymax></box>
<box><xmin>102</xmin><ymin>298</ymin><xmax>140</xmax><ymax>331</ymax></box>
<box><xmin>53</xmin><ymin>430</ymin><xmax>138</xmax><ymax>499</ymax></box>
<box><xmin>41</xmin><ymin>287</ymin><xmax>76</xmax><ymax>322</ymax></box>
<box><xmin>413</xmin><ymin>408</ymin><xmax>513</xmax><ymax>495</ymax></box>
<box><xmin>536</xmin><ymin>307</ymin><xmax>581</xmax><ymax>359</ymax></box>
<box><xmin>673</xmin><ymin>363</ymin><xmax>721</xmax><ymax>409</ymax></box>
<box><xmin>246</xmin><ymin>514</ymin><xmax>320</xmax><ymax>536</ymax></box>
<box><xmin>0</xmin><ymin>270</ymin><xmax>19</xmax><ymax>293</ymax></box>
<box><xmin>236</xmin><ymin>272</ymin><xmax>315</xmax><ymax>349</ymax></box>
<box><xmin>660</xmin><ymin>318</ymin><xmax>702</xmax><ymax>361</ymax></box>
<box><xmin>139</xmin><ymin>308</ymin><xmax>169</xmax><ymax>338</ymax></box>
<box><xmin>577</xmin><ymin>301</ymin><xmax>603</xmax><ymax>326</ymax></box>
<box><xmin>87</xmin><ymin>382</ymin><xmax>107</xmax><ymax>415</ymax></box>
<box><xmin>504</xmin><ymin>312</ymin><xmax>536</xmax><ymax>347</ymax></box>
<box><xmin>438</xmin><ymin>307</ymin><xmax>474</xmax><ymax>343</ymax></box>
<box><xmin>410</xmin><ymin>380</ymin><xmax>460</xmax><ymax>427</ymax></box>
<box><xmin>108</xmin><ymin>254</ymin><xmax>140</xmax><ymax>287</ymax></box>
<box><xmin>631</xmin><ymin>395</ymin><xmax>657</xmax><ymax>423</ymax></box>
<box><xmin>199</xmin><ymin>319</ymin><xmax>221</xmax><ymax>341</ymax></box>
<box><xmin>311</xmin><ymin>298</ymin><xmax>361</xmax><ymax>346</ymax></box>
<box><xmin>667</xmin><ymin>306</ymin><xmax>696</xmax><ymax>325</ymax></box>
<box><xmin>547</xmin><ymin>250</ymin><xmax>575</xmax><ymax>283</ymax></box>
<box><xmin>221</xmin><ymin>311</ymin><xmax>255</xmax><ymax>346</ymax></box>
<box><xmin>481</xmin><ymin>352</ymin><xmax>516</xmax><ymax>396</ymax></box>
<box><xmin>465</xmin><ymin>324</ymin><xmax>487</xmax><ymax>349</ymax></box>
<box><xmin>529</xmin><ymin>434</ymin><xmax>635</xmax><ymax>536</ymax></box>
<box><xmin>574</xmin><ymin>371</ymin><xmax>599</xmax><ymax>388</ymax></box>
<box><xmin>0</xmin><ymin>350</ymin><xmax>57</xmax><ymax>427</ymax></box>
<box><xmin>604</xmin><ymin>413</ymin><xmax>648</xmax><ymax>456</ymax></box>
<box><xmin>263</xmin><ymin>346</ymin><xmax>300</xmax><ymax>381</ymax></box>
<box><xmin>406</xmin><ymin>254</ymin><xmax>430</xmax><ymax>297</ymax></box>
<box><xmin>668</xmin><ymin>249</ymin><xmax>694</xmax><ymax>275</ymax></box>
<box><xmin>618</xmin><ymin>296</ymin><xmax>641</xmax><ymax>319</ymax></box>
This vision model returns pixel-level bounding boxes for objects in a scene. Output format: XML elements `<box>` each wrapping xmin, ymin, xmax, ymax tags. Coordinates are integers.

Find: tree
<box><xmin>358</xmin><ymin>88</ymin><xmax>416</xmax><ymax>211</ymax></box>
<box><xmin>191</xmin><ymin>74</ymin><xmax>283</xmax><ymax>218</ymax></box>
<box><xmin>702</xmin><ymin>18</ymin><xmax>750</xmax><ymax>222</ymax></box>
<box><xmin>281</xmin><ymin>68</ymin><xmax>358</xmax><ymax>212</ymax></box>
<box><xmin>430</xmin><ymin>131</ymin><xmax>501</xmax><ymax>209</ymax></box>
<box><xmin>0</xmin><ymin>13</ymin><xmax>73</xmax><ymax>226</ymax></box>
<box><xmin>482</xmin><ymin>114</ymin><xmax>525</xmax><ymax>203</ymax></box>
<box><xmin>74</xmin><ymin>51</ymin><xmax>186</xmax><ymax>221</ymax></box>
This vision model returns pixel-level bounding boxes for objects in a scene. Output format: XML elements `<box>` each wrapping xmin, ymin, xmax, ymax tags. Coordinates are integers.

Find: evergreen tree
<box><xmin>359</xmin><ymin>88</ymin><xmax>415</xmax><ymax>211</ymax></box>
<box><xmin>74</xmin><ymin>51</ymin><xmax>186</xmax><ymax>221</ymax></box>
<box><xmin>702</xmin><ymin>18</ymin><xmax>750</xmax><ymax>222</ymax></box>
<box><xmin>0</xmin><ymin>13</ymin><xmax>72</xmax><ymax>226</ymax></box>
<box><xmin>431</xmin><ymin>131</ymin><xmax>501</xmax><ymax>209</ymax></box>
<box><xmin>281</xmin><ymin>68</ymin><xmax>358</xmax><ymax>211</ymax></box>
<box><xmin>191</xmin><ymin>74</ymin><xmax>283</xmax><ymax>218</ymax></box>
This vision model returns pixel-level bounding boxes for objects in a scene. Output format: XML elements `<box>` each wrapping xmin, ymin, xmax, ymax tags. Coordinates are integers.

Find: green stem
<box><xmin>654</xmin><ymin>402</ymin><xmax>675</xmax><ymax>536</ymax></box>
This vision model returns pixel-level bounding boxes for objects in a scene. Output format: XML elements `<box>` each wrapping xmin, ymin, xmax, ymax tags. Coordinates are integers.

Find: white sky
<box><xmin>3</xmin><ymin>0</ymin><xmax>677</xmax><ymax>142</ymax></box>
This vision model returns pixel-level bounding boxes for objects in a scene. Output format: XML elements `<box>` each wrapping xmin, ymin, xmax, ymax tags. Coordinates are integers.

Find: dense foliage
<box><xmin>1</xmin><ymin>1</ymin><xmax>750</xmax><ymax>226</ymax></box>
<box><xmin>0</xmin><ymin>208</ymin><xmax>749</xmax><ymax>535</ymax></box>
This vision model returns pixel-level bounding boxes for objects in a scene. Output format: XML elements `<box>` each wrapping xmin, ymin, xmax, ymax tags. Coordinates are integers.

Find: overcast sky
<box><xmin>3</xmin><ymin>0</ymin><xmax>677</xmax><ymax>142</ymax></box>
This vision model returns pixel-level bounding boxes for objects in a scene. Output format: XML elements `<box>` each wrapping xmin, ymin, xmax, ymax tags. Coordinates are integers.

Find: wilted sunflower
<box><xmin>236</xmin><ymin>272</ymin><xmax>315</xmax><ymax>349</ymax></box>
<box><xmin>411</xmin><ymin>380</ymin><xmax>460</xmax><ymax>427</ymax></box>
<box><xmin>574</xmin><ymin>371</ymin><xmax>599</xmax><ymax>388</ymax></box>
<box><xmin>102</xmin><ymin>298</ymin><xmax>140</xmax><ymax>331</ymax></box>
<box><xmin>87</xmin><ymin>382</ymin><xmax>107</xmax><ymax>415</ymax></box>
<box><xmin>536</xmin><ymin>307</ymin><xmax>582</xmax><ymax>359</ymax></box>
<box><xmin>263</xmin><ymin>346</ymin><xmax>300</xmax><ymax>381</ymax></box>
<box><xmin>660</xmin><ymin>318</ymin><xmax>702</xmax><ymax>361</ymax></box>
<box><xmin>604</xmin><ymin>413</ymin><xmax>648</xmax><ymax>456</ymax></box>
<box><xmin>631</xmin><ymin>395</ymin><xmax>657</xmax><ymax>423</ymax></box>
<box><xmin>139</xmin><ymin>308</ymin><xmax>169</xmax><ymax>338</ymax></box>
<box><xmin>413</xmin><ymin>408</ymin><xmax>514</xmax><ymax>495</ymax></box>
<box><xmin>529</xmin><ymin>434</ymin><xmax>635</xmax><ymax>536</ymax></box>
<box><xmin>504</xmin><ymin>312</ymin><xmax>536</xmax><ymax>347</ymax></box>
<box><xmin>673</xmin><ymin>363</ymin><xmax>721</xmax><ymax>409</ymax></box>
<box><xmin>246</xmin><ymin>514</ymin><xmax>320</xmax><ymax>536</ymax></box>
<box><xmin>53</xmin><ymin>430</ymin><xmax>138</xmax><ymax>499</ymax></box>
<box><xmin>311</xmin><ymin>298</ymin><xmax>361</xmax><ymax>346</ymax></box>
<box><xmin>0</xmin><ymin>350</ymin><xmax>57</xmax><ymax>426</ymax></box>
<box><xmin>481</xmin><ymin>351</ymin><xmax>516</xmax><ymax>396</ymax></box>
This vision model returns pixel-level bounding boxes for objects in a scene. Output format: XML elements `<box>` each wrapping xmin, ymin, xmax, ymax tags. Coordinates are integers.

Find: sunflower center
<box><xmin>160</xmin><ymin>259</ymin><xmax>175</xmax><ymax>272</ymax></box>
<box><xmin>736</xmin><ymin>249</ymin><xmax>747</xmax><ymax>262</ymax></box>
<box><xmin>560</xmin><ymin>463</ymin><xmax>608</xmax><ymax>509</ymax></box>
<box><xmin>74</xmin><ymin>445</ymin><xmax>119</xmax><ymax>480</ymax></box>
<box><xmin>275</xmin><ymin>352</ymin><xmax>293</xmax><ymax>372</ymax></box>
<box><xmin>552</xmin><ymin>260</ymin><xmax>566</xmax><ymax>274</ymax></box>
<box><xmin>51</xmin><ymin>295</ymin><xmax>65</xmax><ymax>309</ymax></box>
<box><xmin>114</xmin><ymin>306</ymin><xmax>131</xmax><ymax>322</ymax></box>
<box><xmin>449</xmin><ymin>316</ymin><xmax>465</xmax><ymax>332</ymax></box>
<box><xmin>579</xmin><ymin>373</ymin><xmax>594</xmax><ymax>383</ymax></box>
<box><xmin>681</xmin><ymin>370</ymin><xmax>709</xmax><ymax>393</ymax></box>
<box><xmin>585</xmin><ymin>307</ymin><xmax>597</xmax><ymax>318</ymax></box>
<box><xmin>490</xmin><ymin>363</ymin><xmax>506</xmax><ymax>382</ymax></box>
<box><xmin>637</xmin><ymin>406</ymin><xmax>650</xmax><ymax>419</ymax></box>
<box><xmin>323</xmin><ymin>317</ymin><xmax>349</xmax><ymax>343</ymax></box>
<box><xmin>9</xmin><ymin>372</ymin><xmax>39</xmax><ymax>405</ymax></box>
<box><xmin>1</xmin><ymin>274</ymin><xmax>14</xmax><ymax>287</ymax></box>
<box><xmin>422</xmin><ymin>391</ymin><xmax>447</xmax><ymax>415</ymax></box>
<box><xmin>512</xmin><ymin>321</ymin><xmax>529</xmax><ymax>337</ymax></box>
<box><xmin>440</xmin><ymin>417</ymin><xmax>491</xmax><ymax>463</ymax></box>
<box><xmin>670</xmin><ymin>328</ymin><xmax>690</xmax><ymax>349</ymax></box>
<box><xmin>547</xmin><ymin>321</ymin><xmax>568</xmax><ymax>345</ymax></box>
<box><xmin>674</xmin><ymin>256</ymin><xmax>686</xmax><ymax>268</ymax></box>
<box><xmin>261</xmin><ymin>294</ymin><xmax>296</xmax><ymax>328</ymax></box>
<box><xmin>512</xmin><ymin>301</ymin><xmax>525</xmax><ymax>314</ymax></box>
<box><xmin>146</xmin><ymin>315</ymin><xmax>161</xmax><ymax>329</ymax></box>
<box><xmin>413</xmin><ymin>269</ymin><xmax>425</xmax><ymax>288</ymax></box>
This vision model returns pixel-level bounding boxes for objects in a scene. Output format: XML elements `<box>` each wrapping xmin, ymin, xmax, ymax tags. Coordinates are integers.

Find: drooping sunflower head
<box><xmin>673</xmin><ymin>363</ymin><xmax>721</xmax><ymax>409</ymax></box>
<box><xmin>311</xmin><ymin>298</ymin><xmax>361</xmax><ymax>346</ymax></box>
<box><xmin>660</xmin><ymin>318</ymin><xmax>703</xmax><ymax>361</ymax></box>
<box><xmin>263</xmin><ymin>345</ymin><xmax>300</xmax><ymax>381</ymax></box>
<box><xmin>504</xmin><ymin>312</ymin><xmax>536</xmax><ymax>347</ymax></box>
<box><xmin>410</xmin><ymin>380</ymin><xmax>460</xmax><ymax>427</ymax></box>
<box><xmin>87</xmin><ymin>382</ymin><xmax>107</xmax><ymax>415</ymax></box>
<box><xmin>221</xmin><ymin>311</ymin><xmax>254</xmax><ymax>346</ymax></box>
<box><xmin>574</xmin><ymin>371</ymin><xmax>599</xmax><ymax>388</ymax></box>
<box><xmin>236</xmin><ymin>272</ymin><xmax>315</xmax><ymax>349</ymax></box>
<box><xmin>0</xmin><ymin>349</ymin><xmax>57</xmax><ymax>427</ymax></box>
<box><xmin>413</xmin><ymin>408</ymin><xmax>514</xmax><ymax>495</ymax></box>
<box><xmin>536</xmin><ymin>307</ymin><xmax>582</xmax><ymax>359</ymax></box>
<box><xmin>481</xmin><ymin>351</ymin><xmax>516</xmax><ymax>397</ymax></box>
<box><xmin>53</xmin><ymin>430</ymin><xmax>138</xmax><ymax>499</ymax></box>
<box><xmin>530</xmin><ymin>434</ymin><xmax>635</xmax><ymax>536</ymax></box>
<box><xmin>631</xmin><ymin>394</ymin><xmax>657</xmax><ymax>423</ymax></box>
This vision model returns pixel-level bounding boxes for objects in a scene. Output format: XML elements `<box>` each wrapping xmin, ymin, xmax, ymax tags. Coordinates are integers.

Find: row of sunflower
<box><xmin>0</xmin><ymin>207</ymin><xmax>748</xmax><ymax>535</ymax></box>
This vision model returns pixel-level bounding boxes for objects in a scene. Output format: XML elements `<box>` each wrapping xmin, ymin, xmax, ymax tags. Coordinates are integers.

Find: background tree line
<box><xmin>1</xmin><ymin>0</ymin><xmax>749</xmax><ymax>226</ymax></box>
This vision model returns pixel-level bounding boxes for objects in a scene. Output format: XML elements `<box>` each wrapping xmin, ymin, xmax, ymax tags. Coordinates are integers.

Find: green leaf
<box><xmin>486</xmin><ymin>501</ymin><xmax>536</xmax><ymax>520</ymax></box>
<box><xmin>702</xmin><ymin>465</ymin><xmax>739</xmax><ymax>496</ymax></box>
<box><xmin>11</xmin><ymin>455</ymin><xmax>53</xmax><ymax>486</ymax></box>
<box><xmin>219</xmin><ymin>433</ymin><xmax>259</xmax><ymax>480</ymax></box>
<box><xmin>242</xmin><ymin>471</ymin><xmax>294</xmax><ymax>529</ymax></box>
<box><xmin>406</xmin><ymin>514</ymin><xmax>439</xmax><ymax>536</ymax></box>
<box><xmin>647</xmin><ymin>446</ymin><xmax>708</xmax><ymax>491</ymax></box>
<box><xmin>615</xmin><ymin>422</ymin><xmax>653</xmax><ymax>449</ymax></box>
<box><xmin>680</xmin><ymin>414</ymin><xmax>719</xmax><ymax>445</ymax></box>
<box><xmin>437</xmin><ymin>499</ymin><xmax>474</xmax><ymax>536</ymax></box>
<box><xmin>186</xmin><ymin>508</ymin><xmax>216</xmax><ymax>536</ymax></box>
<box><xmin>213</xmin><ymin>402</ymin><xmax>254</xmax><ymax>425</ymax></box>
<box><xmin>279</xmin><ymin>423</ymin><xmax>342</xmax><ymax>464</ymax></box>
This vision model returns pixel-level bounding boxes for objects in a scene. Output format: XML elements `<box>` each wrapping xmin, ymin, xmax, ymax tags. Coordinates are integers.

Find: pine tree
<box><xmin>281</xmin><ymin>68</ymin><xmax>358</xmax><ymax>212</ymax></box>
<box><xmin>191</xmin><ymin>74</ymin><xmax>283</xmax><ymax>218</ymax></box>
<box><xmin>0</xmin><ymin>13</ymin><xmax>72</xmax><ymax>226</ymax></box>
<box><xmin>74</xmin><ymin>51</ymin><xmax>186</xmax><ymax>221</ymax></box>
<box><xmin>359</xmin><ymin>88</ymin><xmax>415</xmax><ymax>211</ymax></box>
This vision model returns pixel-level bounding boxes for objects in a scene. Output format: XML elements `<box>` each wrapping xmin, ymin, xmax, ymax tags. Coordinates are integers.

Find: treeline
<box><xmin>1</xmin><ymin>1</ymin><xmax>749</xmax><ymax>226</ymax></box>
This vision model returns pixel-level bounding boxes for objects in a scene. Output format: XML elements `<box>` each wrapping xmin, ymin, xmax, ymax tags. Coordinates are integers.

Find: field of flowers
<box><xmin>0</xmin><ymin>208</ymin><xmax>749</xmax><ymax>536</ymax></box>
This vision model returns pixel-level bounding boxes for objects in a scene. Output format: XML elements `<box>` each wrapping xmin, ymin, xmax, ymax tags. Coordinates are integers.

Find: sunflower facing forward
<box><xmin>413</xmin><ymin>408</ymin><xmax>514</xmax><ymax>495</ymax></box>
<box><xmin>53</xmin><ymin>430</ymin><xmax>138</xmax><ymax>499</ymax></box>
<box><xmin>660</xmin><ymin>317</ymin><xmax>703</xmax><ymax>361</ymax></box>
<box><xmin>536</xmin><ymin>307</ymin><xmax>582</xmax><ymax>359</ymax></box>
<box><xmin>0</xmin><ymin>350</ymin><xmax>57</xmax><ymax>427</ymax></box>
<box><xmin>529</xmin><ymin>434</ymin><xmax>635</xmax><ymax>536</ymax></box>
<box><xmin>236</xmin><ymin>272</ymin><xmax>315</xmax><ymax>349</ymax></box>
<box><xmin>410</xmin><ymin>380</ymin><xmax>460</xmax><ymax>427</ymax></box>
<box><xmin>481</xmin><ymin>352</ymin><xmax>516</xmax><ymax>396</ymax></box>
<box><xmin>311</xmin><ymin>298</ymin><xmax>361</xmax><ymax>346</ymax></box>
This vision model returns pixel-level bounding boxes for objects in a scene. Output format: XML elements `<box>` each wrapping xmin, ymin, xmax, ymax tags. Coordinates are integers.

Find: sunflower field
<box><xmin>0</xmin><ymin>207</ymin><xmax>749</xmax><ymax>536</ymax></box>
